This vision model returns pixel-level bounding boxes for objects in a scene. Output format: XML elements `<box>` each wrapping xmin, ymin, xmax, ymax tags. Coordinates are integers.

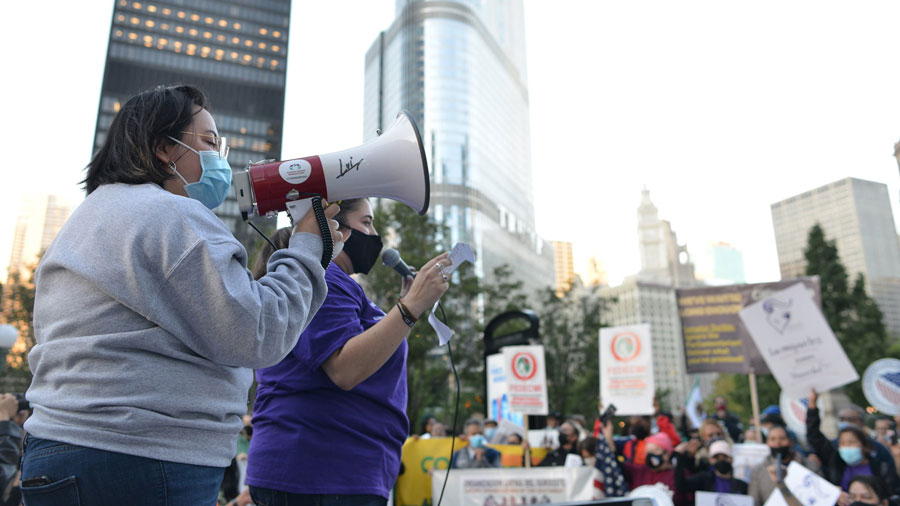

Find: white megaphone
<box><xmin>233</xmin><ymin>110</ymin><xmax>430</xmax><ymax>220</ymax></box>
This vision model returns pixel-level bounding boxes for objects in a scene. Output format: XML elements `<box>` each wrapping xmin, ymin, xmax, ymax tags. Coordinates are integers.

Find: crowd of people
<box><xmin>417</xmin><ymin>393</ymin><xmax>900</xmax><ymax>506</ymax></box>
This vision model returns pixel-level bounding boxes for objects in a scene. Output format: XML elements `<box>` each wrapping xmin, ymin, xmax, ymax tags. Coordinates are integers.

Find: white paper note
<box><xmin>429</xmin><ymin>243</ymin><xmax>474</xmax><ymax>345</ymax></box>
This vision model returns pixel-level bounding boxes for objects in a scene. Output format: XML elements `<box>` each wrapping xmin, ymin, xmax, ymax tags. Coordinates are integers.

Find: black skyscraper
<box><xmin>94</xmin><ymin>0</ymin><xmax>291</xmax><ymax>248</ymax></box>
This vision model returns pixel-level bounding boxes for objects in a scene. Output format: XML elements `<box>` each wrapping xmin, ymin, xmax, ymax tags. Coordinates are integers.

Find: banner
<box><xmin>486</xmin><ymin>353</ymin><xmax>524</xmax><ymax>427</ymax></box>
<box><xmin>739</xmin><ymin>283</ymin><xmax>858</xmax><ymax>398</ymax></box>
<box><xmin>502</xmin><ymin>345</ymin><xmax>549</xmax><ymax>415</ymax></box>
<box><xmin>696</xmin><ymin>492</ymin><xmax>754</xmax><ymax>506</ymax></box>
<box><xmin>676</xmin><ymin>277</ymin><xmax>821</xmax><ymax>374</ymax></box>
<box><xmin>600</xmin><ymin>324</ymin><xmax>654</xmax><ymax>415</ymax></box>
<box><xmin>431</xmin><ymin>467</ymin><xmax>593</xmax><ymax>506</ymax></box>
<box><xmin>863</xmin><ymin>358</ymin><xmax>900</xmax><ymax>416</ymax></box>
<box><xmin>395</xmin><ymin>439</ymin><xmax>550</xmax><ymax>506</ymax></box>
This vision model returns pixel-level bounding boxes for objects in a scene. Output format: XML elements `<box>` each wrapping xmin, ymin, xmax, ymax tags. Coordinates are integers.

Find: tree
<box><xmin>804</xmin><ymin>224</ymin><xmax>890</xmax><ymax>406</ymax></box>
<box><xmin>1</xmin><ymin>265</ymin><xmax>38</xmax><ymax>385</ymax></box>
<box><xmin>537</xmin><ymin>283</ymin><xmax>611</xmax><ymax>420</ymax></box>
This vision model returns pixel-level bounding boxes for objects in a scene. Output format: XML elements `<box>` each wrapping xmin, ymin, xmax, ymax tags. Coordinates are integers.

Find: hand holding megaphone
<box><xmin>292</xmin><ymin>200</ymin><xmax>344</xmax><ymax>250</ymax></box>
<box><xmin>233</xmin><ymin>110</ymin><xmax>430</xmax><ymax>270</ymax></box>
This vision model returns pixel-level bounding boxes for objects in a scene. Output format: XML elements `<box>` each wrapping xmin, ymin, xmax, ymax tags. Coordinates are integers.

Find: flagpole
<box><xmin>749</xmin><ymin>368</ymin><xmax>762</xmax><ymax>443</ymax></box>
<box><xmin>523</xmin><ymin>415</ymin><xmax>531</xmax><ymax>468</ymax></box>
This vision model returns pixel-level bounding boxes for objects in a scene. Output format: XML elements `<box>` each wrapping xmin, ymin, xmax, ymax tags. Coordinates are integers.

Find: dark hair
<box><xmin>848</xmin><ymin>475</ymin><xmax>889</xmax><ymax>502</ymax></box>
<box><xmin>251</xmin><ymin>227</ymin><xmax>293</xmax><ymax>280</ymax></box>
<box><xmin>334</xmin><ymin>198</ymin><xmax>369</xmax><ymax>228</ymax></box>
<box><xmin>83</xmin><ymin>84</ymin><xmax>208</xmax><ymax>194</ymax></box>
<box><xmin>760</xmin><ymin>413</ymin><xmax>786</xmax><ymax>426</ymax></box>
<box><xmin>838</xmin><ymin>425</ymin><xmax>872</xmax><ymax>454</ymax></box>
<box><xmin>765</xmin><ymin>423</ymin><xmax>790</xmax><ymax>441</ymax></box>
<box><xmin>578</xmin><ymin>436</ymin><xmax>598</xmax><ymax>456</ymax></box>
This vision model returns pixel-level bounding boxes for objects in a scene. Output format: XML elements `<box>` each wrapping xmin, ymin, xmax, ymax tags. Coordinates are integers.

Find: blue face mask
<box><xmin>168</xmin><ymin>137</ymin><xmax>232</xmax><ymax>209</ymax></box>
<box><xmin>484</xmin><ymin>428</ymin><xmax>497</xmax><ymax>441</ymax></box>
<box><xmin>469</xmin><ymin>435</ymin><xmax>485</xmax><ymax>449</ymax></box>
<box><xmin>838</xmin><ymin>446</ymin><xmax>863</xmax><ymax>466</ymax></box>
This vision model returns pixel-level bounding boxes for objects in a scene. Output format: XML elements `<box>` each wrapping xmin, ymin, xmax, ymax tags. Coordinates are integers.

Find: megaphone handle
<box><xmin>310</xmin><ymin>196</ymin><xmax>333</xmax><ymax>270</ymax></box>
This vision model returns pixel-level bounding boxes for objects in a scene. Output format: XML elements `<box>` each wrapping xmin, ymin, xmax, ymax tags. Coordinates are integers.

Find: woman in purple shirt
<box><xmin>246</xmin><ymin>198</ymin><xmax>450</xmax><ymax>506</ymax></box>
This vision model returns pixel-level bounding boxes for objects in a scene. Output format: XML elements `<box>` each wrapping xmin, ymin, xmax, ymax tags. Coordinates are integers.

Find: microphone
<box><xmin>382</xmin><ymin>248</ymin><xmax>415</xmax><ymax>279</ymax></box>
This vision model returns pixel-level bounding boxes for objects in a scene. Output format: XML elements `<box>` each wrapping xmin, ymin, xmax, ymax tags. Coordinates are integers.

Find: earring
<box><xmin>168</xmin><ymin>161</ymin><xmax>176</xmax><ymax>171</ymax></box>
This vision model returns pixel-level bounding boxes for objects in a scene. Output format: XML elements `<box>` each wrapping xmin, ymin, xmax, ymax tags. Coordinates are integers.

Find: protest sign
<box><xmin>783</xmin><ymin>461</ymin><xmax>841</xmax><ymax>506</ymax></box>
<box><xmin>432</xmin><ymin>467</ymin><xmax>593</xmax><ymax>506</ymax></box>
<box><xmin>600</xmin><ymin>324</ymin><xmax>654</xmax><ymax>415</ymax></box>
<box><xmin>396</xmin><ymin>438</ymin><xmax>550</xmax><ymax>506</ymax></box>
<box><xmin>696</xmin><ymin>491</ymin><xmax>754</xmax><ymax>506</ymax></box>
<box><xmin>863</xmin><ymin>358</ymin><xmax>900</xmax><ymax>416</ymax></box>
<box><xmin>739</xmin><ymin>283</ymin><xmax>857</xmax><ymax>398</ymax></box>
<box><xmin>677</xmin><ymin>278</ymin><xmax>820</xmax><ymax>374</ymax></box>
<box><xmin>731</xmin><ymin>443</ymin><xmax>770</xmax><ymax>483</ymax></box>
<box><xmin>486</xmin><ymin>353</ymin><xmax>525</xmax><ymax>427</ymax></box>
<box><xmin>502</xmin><ymin>345</ymin><xmax>549</xmax><ymax>415</ymax></box>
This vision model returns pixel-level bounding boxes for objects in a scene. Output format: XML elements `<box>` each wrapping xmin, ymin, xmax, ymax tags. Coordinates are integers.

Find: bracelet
<box><xmin>397</xmin><ymin>298</ymin><xmax>417</xmax><ymax>327</ymax></box>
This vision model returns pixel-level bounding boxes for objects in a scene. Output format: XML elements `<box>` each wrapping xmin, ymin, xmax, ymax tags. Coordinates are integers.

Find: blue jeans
<box><xmin>20</xmin><ymin>434</ymin><xmax>225</xmax><ymax>506</ymax></box>
<box><xmin>249</xmin><ymin>486</ymin><xmax>387</xmax><ymax>506</ymax></box>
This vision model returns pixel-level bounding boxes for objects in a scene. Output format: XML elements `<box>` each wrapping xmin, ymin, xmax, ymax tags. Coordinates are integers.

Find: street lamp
<box><xmin>0</xmin><ymin>324</ymin><xmax>19</xmax><ymax>373</ymax></box>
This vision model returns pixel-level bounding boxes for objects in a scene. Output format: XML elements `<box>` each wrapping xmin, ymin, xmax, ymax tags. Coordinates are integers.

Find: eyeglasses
<box><xmin>179</xmin><ymin>131</ymin><xmax>229</xmax><ymax>160</ymax></box>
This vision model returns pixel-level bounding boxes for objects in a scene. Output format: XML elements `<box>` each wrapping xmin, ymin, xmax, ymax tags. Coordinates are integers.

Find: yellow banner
<box><xmin>394</xmin><ymin>438</ymin><xmax>549</xmax><ymax>506</ymax></box>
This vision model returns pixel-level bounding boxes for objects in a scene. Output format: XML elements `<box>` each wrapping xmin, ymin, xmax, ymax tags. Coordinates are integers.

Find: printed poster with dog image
<box><xmin>600</xmin><ymin>324</ymin><xmax>654</xmax><ymax>415</ymax></box>
<box><xmin>738</xmin><ymin>283</ymin><xmax>858</xmax><ymax>398</ymax></box>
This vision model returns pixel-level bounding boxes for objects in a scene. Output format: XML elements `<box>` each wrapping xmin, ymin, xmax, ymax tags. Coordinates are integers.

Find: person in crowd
<box><xmin>1</xmin><ymin>394</ymin><xmax>24</xmax><ymax>506</ymax></box>
<box><xmin>19</xmin><ymin>84</ymin><xmax>339</xmax><ymax>504</ymax></box>
<box><xmin>713</xmin><ymin>397</ymin><xmax>744</xmax><ymax>443</ymax></box>
<box><xmin>748</xmin><ymin>423</ymin><xmax>811</xmax><ymax>505</ymax></box>
<box><xmin>538</xmin><ymin>420</ymin><xmax>581</xmax><ymax>466</ymax></box>
<box><xmin>674</xmin><ymin>439</ymin><xmax>748</xmax><ymax>494</ymax></box>
<box><xmin>579</xmin><ymin>437</ymin><xmax>598</xmax><ymax>467</ymax></box>
<box><xmin>686</xmin><ymin>418</ymin><xmax>732</xmax><ymax>472</ymax></box>
<box><xmin>429</xmin><ymin>422</ymin><xmax>447</xmax><ymax>438</ymax></box>
<box><xmin>246</xmin><ymin>199</ymin><xmax>451</xmax><ymax>506</ymax></box>
<box><xmin>806</xmin><ymin>390</ymin><xmax>900</xmax><ymax>496</ymax></box>
<box><xmin>623</xmin><ymin>432</ymin><xmax>679</xmax><ymax>497</ymax></box>
<box><xmin>451</xmin><ymin>419</ymin><xmax>501</xmax><ymax>469</ymax></box>
<box><xmin>616</xmin><ymin>410</ymin><xmax>682</xmax><ymax>465</ymax></box>
<box><xmin>547</xmin><ymin>411</ymin><xmax>562</xmax><ymax>430</ymax></box>
<box><xmin>848</xmin><ymin>475</ymin><xmax>893</xmax><ymax>506</ymax></box>
<box><xmin>485</xmin><ymin>419</ymin><xmax>504</xmax><ymax>444</ymax></box>
<box><xmin>569</xmin><ymin>414</ymin><xmax>589</xmax><ymax>441</ymax></box>
<box><xmin>594</xmin><ymin>417</ymin><xmax>629</xmax><ymax>498</ymax></box>
<box><xmin>836</xmin><ymin>404</ymin><xmax>896</xmax><ymax>477</ymax></box>
<box><xmin>539</xmin><ymin>411</ymin><xmax>563</xmax><ymax>449</ymax></box>
<box><xmin>874</xmin><ymin>416</ymin><xmax>896</xmax><ymax>448</ymax></box>
<box><xmin>419</xmin><ymin>415</ymin><xmax>437</xmax><ymax>439</ymax></box>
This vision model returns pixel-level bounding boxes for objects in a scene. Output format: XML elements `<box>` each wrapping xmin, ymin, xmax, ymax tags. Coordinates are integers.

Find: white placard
<box><xmin>732</xmin><ymin>443</ymin><xmax>770</xmax><ymax>483</ymax></box>
<box><xmin>432</xmin><ymin>467</ymin><xmax>593</xmax><ymax>506</ymax></box>
<box><xmin>502</xmin><ymin>345</ymin><xmax>549</xmax><ymax>415</ymax></box>
<box><xmin>599</xmin><ymin>324</ymin><xmax>654</xmax><ymax>415</ymax></box>
<box><xmin>783</xmin><ymin>461</ymin><xmax>842</xmax><ymax>506</ymax></box>
<box><xmin>763</xmin><ymin>488</ymin><xmax>789</xmax><ymax>506</ymax></box>
<box><xmin>696</xmin><ymin>492</ymin><xmax>754</xmax><ymax>506</ymax></box>
<box><xmin>738</xmin><ymin>283</ymin><xmax>858</xmax><ymax>398</ymax></box>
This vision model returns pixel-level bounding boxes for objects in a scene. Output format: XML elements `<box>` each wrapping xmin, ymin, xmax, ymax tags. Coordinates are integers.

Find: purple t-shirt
<box><xmin>246</xmin><ymin>263</ymin><xmax>408</xmax><ymax>498</ymax></box>
<box><xmin>840</xmin><ymin>462</ymin><xmax>872</xmax><ymax>491</ymax></box>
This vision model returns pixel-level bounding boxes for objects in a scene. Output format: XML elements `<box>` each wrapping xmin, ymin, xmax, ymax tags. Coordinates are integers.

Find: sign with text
<box><xmin>739</xmin><ymin>283</ymin><xmax>858</xmax><ymax>398</ymax></box>
<box><xmin>502</xmin><ymin>345</ymin><xmax>549</xmax><ymax>415</ymax></box>
<box><xmin>783</xmin><ymin>461</ymin><xmax>842</xmax><ymax>506</ymax></box>
<box><xmin>432</xmin><ymin>467</ymin><xmax>593</xmax><ymax>506</ymax></box>
<box><xmin>696</xmin><ymin>492</ymin><xmax>754</xmax><ymax>506</ymax></box>
<box><xmin>600</xmin><ymin>324</ymin><xmax>654</xmax><ymax>415</ymax></box>
<box><xmin>677</xmin><ymin>278</ymin><xmax>821</xmax><ymax>374</ymax></box>
<box><xmin>487</xmin><ymin>353</ymin><xmax>525</xmax><ymax>427</ymax></box>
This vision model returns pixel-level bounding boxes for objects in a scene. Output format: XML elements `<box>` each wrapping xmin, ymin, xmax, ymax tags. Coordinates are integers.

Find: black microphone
<box><xmin>382</xmin><ymin>248</ymin><xmax>415</xmax><ymax>279</ymax></box>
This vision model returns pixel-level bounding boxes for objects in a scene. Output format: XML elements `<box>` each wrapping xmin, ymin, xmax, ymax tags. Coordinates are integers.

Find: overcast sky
<box><xmin>2</xmin><ymin>1</ymin><xmax>899</xmax><ymax>286</ymax></box>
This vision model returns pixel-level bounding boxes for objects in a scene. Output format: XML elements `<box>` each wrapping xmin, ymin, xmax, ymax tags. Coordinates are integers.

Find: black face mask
<box><xmin>341</xmin><ymin>228</ymin><xmax>383</xmax><ymax>274</ymax></box>
<box><xmin>647</xmin><ymin>453</ymin><xmax>665</xmax><ymax>469</ymax></box>
<box><xmin>770</xmin><ymin>446</ymin><xmax>791</xmax><ymax>460</ymax></box>
<box><xmin>713</xmin><ymin>460</ymin><xmax>733</xmax><ymax>475</ymax></box>
<box><xmin>559</xmin><ymin>432</ymin><xmax>573</xmax><ymax>447</ymax></box>
<box><xmin>630</xmin><ymin>425</ymin><xmax>650</xmax><ymax>440</ymax></box>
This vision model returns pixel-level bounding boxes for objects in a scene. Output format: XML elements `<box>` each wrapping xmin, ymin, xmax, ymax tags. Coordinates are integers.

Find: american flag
<box><xmin>877</xmin><ymin>372</ymin><xmax>900</xmax><ymax>405</ymax></box>
<box><xmin>790</xmin><ymin>397</ymin><xmax>809</xmax><ymax>423</ymax></box>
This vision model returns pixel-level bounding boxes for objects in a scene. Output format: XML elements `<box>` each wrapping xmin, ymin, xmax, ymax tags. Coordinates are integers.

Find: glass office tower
<box><xmin>94</xmin><ymin>0</ymin><xmax>290</xmax><ymax>248</ymax></box>
<box><xmin>364</xmin><ymin>0</ymin><xmax>554</xmax><ymax>295</ymax></box>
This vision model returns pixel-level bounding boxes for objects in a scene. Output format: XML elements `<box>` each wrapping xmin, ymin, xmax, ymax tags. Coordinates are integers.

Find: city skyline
<box><xmin>3</xmin><ymin>1</ymin><xmax>900</xmax><ymax>292</ymax></box>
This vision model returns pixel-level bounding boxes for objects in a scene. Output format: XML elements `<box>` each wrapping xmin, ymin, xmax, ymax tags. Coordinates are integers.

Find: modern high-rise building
<box><xmin>363</xmin><ymin>0</ymin><xmax>554</xmax><ymax>296</ymax></box>
<box><xmin>6</xmin><ymin>194</ymin><xmax>72</xmax><ymax>283</ymax></box>
<box><xmin>598</xmin><ymin>277</ymin><xmax>691</xmax><ymax>408</ymax></box>
<box><xmin>637</xmin><ymin>188</ymin><xmax>697</xmax><ymax>287</ymax></box>
<box><xmin>694</xmin><ymin>241</ymin><xmax>746</xmax><ymax>286</ymax></box>
<box><xmin>94</xmin><ymin>0</ymin><xmax>291</xmax><ymax>248</ymax></box>
<box><xmin>551</xmin><ymin>240</ymin><xmax>575</xmax><ymax>296</ymax></box>
<box><xmin>771</xmin><ymin>177</ymin><xmax>900</xmax><ymax>336</ymax></box>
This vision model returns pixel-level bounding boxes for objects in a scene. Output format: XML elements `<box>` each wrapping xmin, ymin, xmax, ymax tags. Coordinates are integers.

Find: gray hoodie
<box><xmin>25</xmin><ymin>183</ymin><xmax>327</xmax><ymax>467</ymax></box>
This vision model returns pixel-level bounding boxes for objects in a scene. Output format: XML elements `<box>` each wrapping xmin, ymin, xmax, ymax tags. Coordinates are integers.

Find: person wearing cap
<box><xmin>675</xmin><ymin>439</ymin><xmax>748</xmax><ymax>493</ymax></box>
<box><xmin>622</xmin><ymin>432</ymin><xmax>676</xmax><ymax>492</ymax></box>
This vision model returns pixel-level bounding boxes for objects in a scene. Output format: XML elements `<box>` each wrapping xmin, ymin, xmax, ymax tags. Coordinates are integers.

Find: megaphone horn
<box><xmin>234</xmin><ymin>110</ymin><xmax>430</xmax><ymax>219</ymax></box>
